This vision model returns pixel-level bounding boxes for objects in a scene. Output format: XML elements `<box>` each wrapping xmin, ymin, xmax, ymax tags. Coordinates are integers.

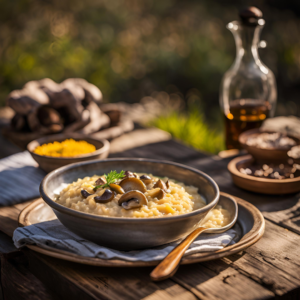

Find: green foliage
<box><xmin>151</xmin><ymin>109</ymin><xmax>225</xmax><ymax>154</ymax></box>
<box><xmin>0</xmin><ymin>0</ymin><xmax>299</xmax><ymax>115</ymax></box>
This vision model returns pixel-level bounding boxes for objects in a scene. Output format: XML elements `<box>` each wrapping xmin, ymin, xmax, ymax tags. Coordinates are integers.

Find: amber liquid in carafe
<box><xmin>224</xmin><ymin>99</ymin><xmax>271</xmax><ymax>149</ymax></box>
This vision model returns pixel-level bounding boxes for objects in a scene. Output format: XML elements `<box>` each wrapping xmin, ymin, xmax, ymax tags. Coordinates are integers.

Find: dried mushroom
<box><xmin>94</xmin><ymin>189</ymin><xmax>115</xmax><ymax>203</ymax></box>
<box><xmin>119</xmin><ymin>177</ymin><xmax>147</xmax><ymax>193</ymax></box>
<box><xmin>118</xmin><ymin>190</ymin><xmax>148</xmax><ymax>210</ymax></box>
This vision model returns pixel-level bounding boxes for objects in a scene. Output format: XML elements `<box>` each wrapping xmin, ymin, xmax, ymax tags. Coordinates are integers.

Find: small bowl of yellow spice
<box><xmin>27</xmin><ymin>133</ymin><xmax>110</xmax><ymax>173</ymax></box>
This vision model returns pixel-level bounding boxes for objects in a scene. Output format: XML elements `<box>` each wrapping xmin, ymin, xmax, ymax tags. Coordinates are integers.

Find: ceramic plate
<box><xmin>18</xmin><ymin>192</ymin><xmax>264</xmax><ymax>267</ymax></box>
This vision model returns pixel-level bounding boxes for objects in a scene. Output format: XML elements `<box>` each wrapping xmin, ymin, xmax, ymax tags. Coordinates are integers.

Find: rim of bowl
<box><xmin>239</xmin><ymin>128</ymin><xmax>300</xmax><ymax>152</ymax></box>
<box><xmin>27</xmin><ymin>134</ymin><xmax>110</xmax><ymax>160</ymax></box>
<box><xmin>228</xmin><ymin>155</ymin><xmax>300</xmax><ymax>183</ymax></box>
<box><xmin>40</xmin><ymin>158</ymin><xmax>220</xmax><ymax>223</ymax></box>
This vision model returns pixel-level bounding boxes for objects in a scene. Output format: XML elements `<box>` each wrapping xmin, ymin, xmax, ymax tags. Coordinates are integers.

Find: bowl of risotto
<box><xmin>27</xmin><ymin>133</ymin><xmax>110</xmax><ymax>173</ymax></box>
<box><xmin>40</xmin><ymin>158</ymin><xmax>221</xmax><ymax>250</ymax></box>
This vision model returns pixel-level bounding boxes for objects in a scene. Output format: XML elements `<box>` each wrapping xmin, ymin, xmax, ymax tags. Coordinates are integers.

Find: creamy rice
<box><xmin>201</xmin><ymin>205</ymin><xmax>231</xmax><ymax>229</ymax></box>
<box><xmin>56</xmin><ymin>174</ymin><xmax>230</xmax><ymax>227</ymax></box>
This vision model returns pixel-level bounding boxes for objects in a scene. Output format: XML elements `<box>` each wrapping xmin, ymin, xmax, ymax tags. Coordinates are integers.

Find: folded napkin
<box><xmin>13</xmin><ymin>219</ymin><xmax>238</xmax><ymax>261</ymax></box>
<box><xmin>0</xmin><ymin>151</ymin><xmax>46</xmax><ymax>206</ymax></box>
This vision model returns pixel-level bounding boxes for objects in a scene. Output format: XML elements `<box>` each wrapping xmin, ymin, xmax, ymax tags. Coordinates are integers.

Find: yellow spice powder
<box><xmin>33</xmin><ymin>139</ymin><xmax>96</xmax><ymax>157</ymax></box>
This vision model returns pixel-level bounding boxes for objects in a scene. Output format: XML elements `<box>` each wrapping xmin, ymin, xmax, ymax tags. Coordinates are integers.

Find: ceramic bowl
<box><xmin>40</xmin><ymin>158</ymin><xmax>220</xmax><ymax>250</ymax></box>
<box><xmin>239</xmin><ymin>129</ymin><xmax>300</xmax><ymax>163</ymax></box>
<box><xmin>228</xmin><ymin>155</ymin><xmax>300</xmax><ymax>194</ymax></box>
<box><xmin>27</xmin><ymin>133</ymin><xmax>110</xmax><ymax>173</ymax></box>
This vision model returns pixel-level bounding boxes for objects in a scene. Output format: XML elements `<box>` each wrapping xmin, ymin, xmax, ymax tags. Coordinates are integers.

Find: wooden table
<box><xmin>0</xmin><ymin>128</ymin><xmax>300</xmax><ymax>300</ymax></box>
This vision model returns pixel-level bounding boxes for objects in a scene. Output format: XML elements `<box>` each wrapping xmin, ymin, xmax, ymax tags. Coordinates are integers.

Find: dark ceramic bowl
<box><xmin>27</xmin><ymin>133</ymin><xmax>110</xmax><ymax>173</ymax></box>
<box><xmin>40</xmin><ymin>158</ymin><xmax>220</xmax><ymax>250</ymax></box>
<box><xmin>239</xmin><ymin>129</ymin><xmax>300</xmax><ymax>163</ymax></box>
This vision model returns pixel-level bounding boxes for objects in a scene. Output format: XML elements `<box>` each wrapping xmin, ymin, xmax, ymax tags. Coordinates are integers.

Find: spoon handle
<box><xmin>150</xmin><ymin>227</ymin><xmax>207</xmax><ymax>281</ymax></box>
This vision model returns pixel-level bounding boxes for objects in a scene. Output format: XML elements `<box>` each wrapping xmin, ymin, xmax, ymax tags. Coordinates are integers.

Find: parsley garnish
<box><xmin>94</xmin><ymin>170</ymin><xmax>125</xmax><ymax>190</ymax></box>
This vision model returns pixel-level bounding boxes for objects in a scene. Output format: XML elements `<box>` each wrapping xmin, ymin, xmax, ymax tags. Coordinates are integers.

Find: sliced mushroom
<box><xmin>124</xmin><ymin>170</ymin><xmax>137</xmax><ymax>178</ymax></box>
<box><xmin>109</xmin><ymin>183</ymin><xmax>125</xmax><ymax>194</ymax></box>
<box><xmin>147</xmin><ymin>188</ymin><xmax>165</xmax><ymax>200</ymax></box>
<box><xmin>165</xmin><ymin>180</ymin><xmax>170</xmax><ymax>189</ymax></box>
<box><xmin>121</xmin><ymin>199</ymin><xmax>141</xmax><ymax>210</ymax></box>
<box><xmin>153</xmin><ymin>179</ymin><xmax>167</xmax><ymax>190</ymax></box>
<box><xmin>94</xmin><ymin>189</ymin><xmax>115</xmax><ymax>203</ymax></box>
<box><xmin>95</xmin><ymin>177</ymin><xmax>106</xmax><ymax>186</ymax></box>
<box><xmin>81</xmin><ymin>190</ymin><xmax>92</xmax><ymax>199</ymax></box>
<box><xmin>140</xmin><ymin>175</ymin><xmax>152</xmax><ymax>185</ymax></box>
<box><xmin>119</xmin><ymin>177</ymin><xmax>147</xmax><ymax>193</ymax></box>
<box><xmin>118</xmin><ymin>190</ymin><xmax>148</xmax><ymax>210</ymax></box>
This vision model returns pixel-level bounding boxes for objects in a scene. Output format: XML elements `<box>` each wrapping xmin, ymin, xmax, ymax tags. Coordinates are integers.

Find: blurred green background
<box><xmin>1</xmin><ymin>0</ymin><xmax>300</xmax><ymax>153</ymax></box>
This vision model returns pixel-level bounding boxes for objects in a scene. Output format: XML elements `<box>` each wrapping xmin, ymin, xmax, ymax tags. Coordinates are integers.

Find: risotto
<box><xmin>55</xmin><ymin>170</ymin><xmax>230</xmax><ymax>228</ymax></box>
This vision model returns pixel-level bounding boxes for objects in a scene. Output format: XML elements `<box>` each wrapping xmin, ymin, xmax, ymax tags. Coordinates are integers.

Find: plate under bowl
<box><xmin>18</xmin><ymin>193</ymin><xmax>265</xmax><ymax>267</ymax></box>
<box><xmin>40</xmin><ymin>158</ymin><xmax>220</xmax><ymax>250</ymax></box>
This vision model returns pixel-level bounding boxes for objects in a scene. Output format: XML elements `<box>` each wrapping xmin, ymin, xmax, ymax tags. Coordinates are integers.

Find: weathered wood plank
<box><xmin>1</xmin><ymin>252</ymin><xmax>57</xmax><ymax>300</ymax></box>
<box><xmin>110</xmin><ymin>139</ymin><xmax>208</xmax><ymax>162</ymax></box>
<box><xmin>172</xmin><ymin>220</ymin><xmax>300</xmax><ymax>299</ymax></box>
<box><xmin>172</xmin><ymin>261</ymin><xmax>274</xmax><ymax>300</ymax></box>
<box><xmin>0</xmin><ymin>201</ymin><xmax>33</xmax><ymax>237</ymax></box>
<box><xmin>263</xmin><ymin>198</ymin><xmax>300</xmax><ymax>235</ymax></box>
<box><xmin>26</xmin><ymin>250</ymin><xmax>198</xmax><ymax>300</ymax></box>
<box><xmin>109</xmin><ymin>128</ymin><xmax>171</xmax><ymax>154</ymax></box>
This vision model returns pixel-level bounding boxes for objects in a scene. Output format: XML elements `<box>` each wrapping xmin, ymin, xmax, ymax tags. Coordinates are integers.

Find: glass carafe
<box><xmin>220</xmin><ymin>7</ymin><xmax>277</xmax><ymax>149</ymax></box>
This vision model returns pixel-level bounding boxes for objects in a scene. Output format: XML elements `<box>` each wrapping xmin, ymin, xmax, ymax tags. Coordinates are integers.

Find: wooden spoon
<box><xmin>150</xmin><ymin>195</ymin><xmax>238</xmax><ymax>281</ymax></box>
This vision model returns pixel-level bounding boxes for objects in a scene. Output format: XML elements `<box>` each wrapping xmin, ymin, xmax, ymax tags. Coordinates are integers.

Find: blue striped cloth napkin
<box><xmin>0</xmin><ymin>151</ymin><xmax>46</xmax><ymax>206</ymax></box>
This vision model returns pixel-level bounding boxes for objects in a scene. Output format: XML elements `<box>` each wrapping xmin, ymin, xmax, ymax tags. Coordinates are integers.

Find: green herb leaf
<box><xmin>94</xmin><ymin>170</ymin><xmax>125</xmax><ymax>190</ymax></box>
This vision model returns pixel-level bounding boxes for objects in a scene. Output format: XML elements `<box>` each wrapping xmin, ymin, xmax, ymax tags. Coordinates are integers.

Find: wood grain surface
<box><xmin>1</xmin><ymin>127</ymin><xmax>300</xmax><ymax>299</ymax></box>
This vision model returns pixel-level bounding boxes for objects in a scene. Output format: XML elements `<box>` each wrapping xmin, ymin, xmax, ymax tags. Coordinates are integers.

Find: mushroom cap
<box><xmin>147</xmin><ymin>188</ymin><xmax>165</xmax><ymax>200</ymax></box>
<box><xmin>139</xmin><ymin>175</ymin><xmax>152</xmax><ymax>185</ymax></box>
<box><xmin>94</xmin><ymin>189</ymin><xmax>115</xmax><ymax>203</ymax></box>
<box><xmin>118</xmin><ymin>190</ymin><xmax>148</xmax><ymax>207</ymax></box>
<box><xmin>119</xmin><ymin>177</ymin><xmax>147</xmax><ymax>193</ymax></box>
<box><xmin>109</xmin><ymin>183</ymin><xmax>125</xmax><ymax>194</ymax></box>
